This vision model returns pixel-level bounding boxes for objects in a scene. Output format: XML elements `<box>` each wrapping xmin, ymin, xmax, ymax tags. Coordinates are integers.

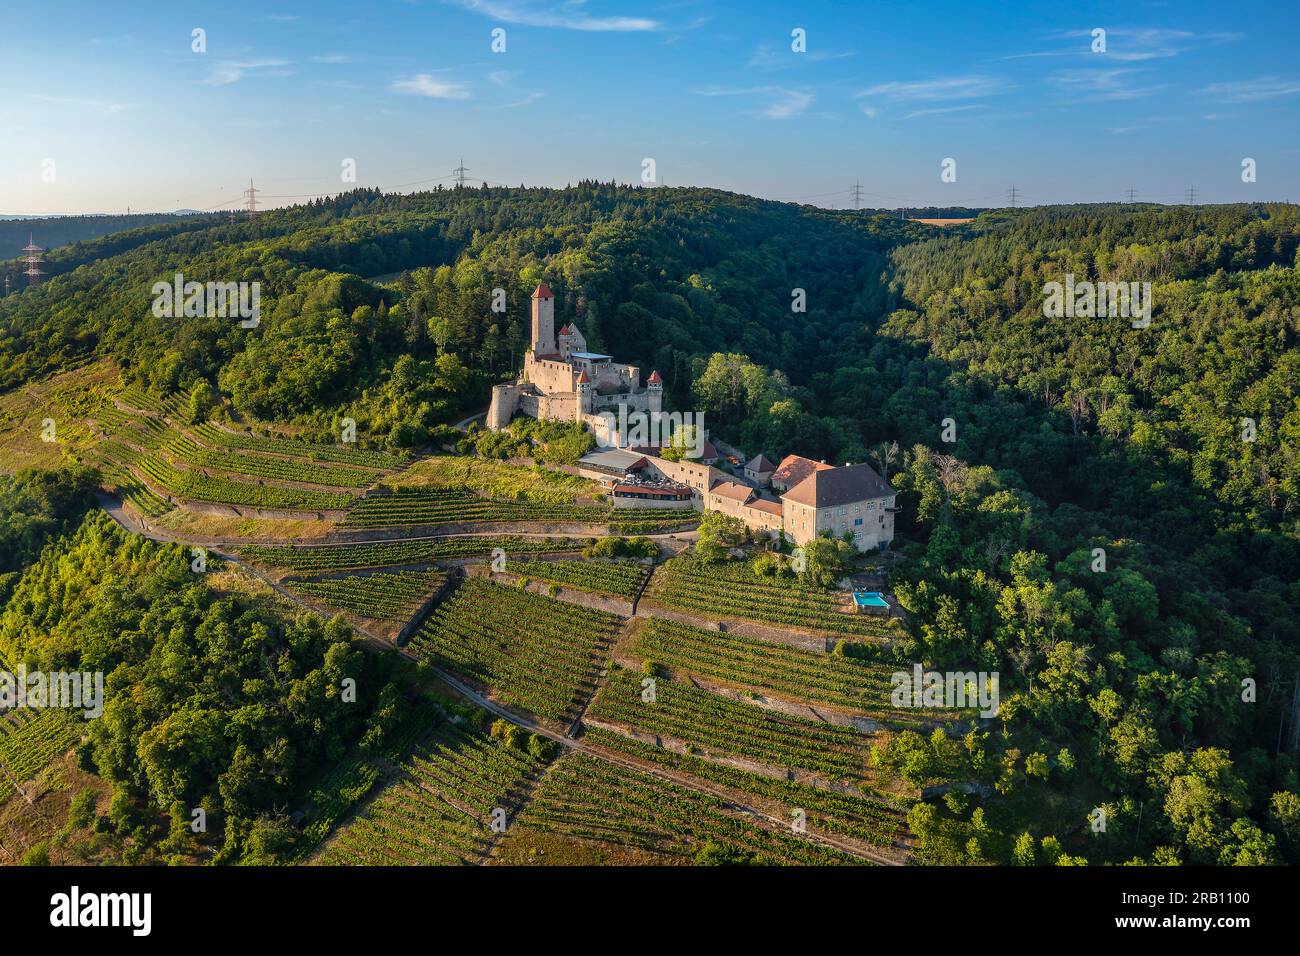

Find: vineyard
<box><xmin>407</xmin><ymin>579</ymin><xmax>622</xmax><ymax>722</ymax></box>
<box><xmin>241</xmin><ymin>535</ymin><xmax>588</xmax><ymax>572</ymax></box>
<box><xmin>503</xmin><ymin>558</ymin><xmax>649</xmax><ymax>597</ymax></box>
<box><xmin>339</xmin><ymin>487</ymin><xmax>607</xmax><ymax>528</ymax></box>
<box><xmin>190</xmin><ymin>422</ymin><xmax>405</xmax><ymax>470</ymax></box>
<box><xmin>647</xmin><ymin>556</ymin><xmax>895</xmax><ymax>637</ymax></box>
<box><xmin>502</xmin><ymin>751</ymin><xmax>863</xmax><ymax>865</ymax></box>
<box><xmin>588</xmin><ymin>669</ymin><xmax>877</xmax><ymax>782</ymax></box>
<box><xmin>161</xmin><ymin>434</ymin><xmax>378</xmax><ymax>489</ymax></box>
<box><xmin>284</xmin><ymin>570</ymin><xmax>446</xmax><ymax>621</ymax></box>
<box><xmin>317</xmin><ymin>723</ymin><xmax>545</xmax><ymax>865</ymax></box>
<box><xmin>629</xmin><ymin>617</ymin><xmax>934</xmax><ymax>721</ymax></box>
<box><xmin>0</xmin><ymin>709</ymin><xmax>79</xmax><ymax>802</ymax></box>
<box><xmin>581</xmin><ymin>727</ymin><xmax>908</xmax><ymax>849</ymax></box>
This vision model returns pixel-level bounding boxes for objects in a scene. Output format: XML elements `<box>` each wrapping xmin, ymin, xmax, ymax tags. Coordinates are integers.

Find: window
<box><xmin>854</xmin><ymin>517</ymin><xmax>863</xmax><ymax>526</ymax></box>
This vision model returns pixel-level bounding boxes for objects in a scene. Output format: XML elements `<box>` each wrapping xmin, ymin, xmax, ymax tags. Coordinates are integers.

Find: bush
<box><xmin>21</xmin><ymin>842</ymin><xmax>50</xmax><ymax>866</ymax></box>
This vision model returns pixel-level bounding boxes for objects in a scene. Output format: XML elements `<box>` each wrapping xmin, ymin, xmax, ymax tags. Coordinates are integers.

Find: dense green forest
<box><xmin>1</xmin><ymin>186</ymin><xmax>1297</xmax><ymax>864</ymax></box>
<box><xmin>0</xmin><ymin>494</ymin><xmax>418</xmax><ymax>864</ymax></box>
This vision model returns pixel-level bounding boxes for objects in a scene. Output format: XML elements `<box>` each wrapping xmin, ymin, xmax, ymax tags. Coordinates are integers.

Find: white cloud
<box><xmin>27</xmin><ymin>93</ymin><xmax>131</xmax><ymax>113</ymax></box>
<box><xmin>446</xmin><ymin>0</ymin><xmax>659</xmax><ymax>32</ymax></box>
<box><xmin>203</xmin><ymin>58</ymin><xmax>292</xmax><ymax>86</ymax></box>
<box><xmin>312</xmin><ymin>54</ymin><xmax>354</xmax><ymax>64</ymax></box>
<box><xmin>748</xmin><ymin>43</ymin><xmax>855</xmax><ymax>70</ymax></box>
<box><xmin>392</xmin><ymin>73</ymin><xmax>472</xmax><ymax>99</ymax></box>
<box><xmin>1198</xmin><ymin>77</ymin><xmax>1300</xmax><ymax>102</ymax></box>
<box><xmin>1050</xmin><ymin>67</ymin><xmax>1162</xmax><ymax>101</ymax></box>
<box><xmin>856</xmin><ymin>75</ymin><xmax>1009</xmax><ymax>102</ymax></box>
<box><xmin>1004</xmin><ymin>28</ymin><xmax>1241</xmax><ymax>62</ymax></box>
<box><xmin>903</xmin><ymin>104</ymin><xmax>984</xmax><ymax>120</ymax></box>
<box><xmin>488</xmin><ymin>70</ymin><xmax>518</xmax><ymax>87</ymax></box>
<box><xmin>694</xmin><ymin>86</ymin><xmax>814</xmax><ymax>119</ymax></box>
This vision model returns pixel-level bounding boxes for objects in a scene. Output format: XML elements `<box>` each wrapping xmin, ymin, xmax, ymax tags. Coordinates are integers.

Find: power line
<box><xmin>1007</xmin><ymin>185</ymin><xmax>1020</xmax><ymax>208</ymax></box>
<box><xmin>453</xmin><ymin>158</ymin><xmax>471</xmax><ymax>187</ymax></box>
<box><xmin>1126</xmin><ymin>186</ymin><xmax>1137</xmax><ymax>203</ymax></box>
<box><xmin>850</xmin><ymin>179</ymin><xmax>864</xmax><ymax>210</ymax></box>
<box><xmin>1186</xmin><ymin>185</ymin><xmax>1198</xmax><ymax>206</ymax></box>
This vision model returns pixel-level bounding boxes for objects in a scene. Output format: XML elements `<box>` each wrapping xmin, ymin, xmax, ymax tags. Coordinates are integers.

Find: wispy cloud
<box><xmin>312</xmin><ymin>54</ymin><xmax>354</xmax><ymax>64</ymax></box>
<box><xmin>494</xmin><ymin>91</ymin><xmax>546</xmax><ymax>108</ymax></box>
<box><xmin>27</xmin><ymin>93</ymin><xmax>131</xmax><ymax>113</ymax></box>
<box><xmin>1198</xmin><ymin>76</ymin><xmax>1300</xmax><ymax>102</ymax></box>
<box><xmin>748</xmin><ymin>43</ymin><xmax>855</xmax><ymax>70</ymax></box>
<box><xmin>446</xmin><ymin>0</ymin><xmax>660</xmax><ymax>32</ymax></box>
<box><xmin>488</xmin><ymin>70</ymin><xmax>518</xmax><ymax>87</ymax></box>
<box><xmin>392</xmin><ymin>73</ymin><xmax>472</xmax><ymax>99</ymax></box>
<box><xmin>856</xmin><ymin>75</ymin><xmax>1010</xmax><ymax>102</ymax></box>
<box><xmin>1050</xmin><ymin>67</ymin><xmax>1163</xmax><ymax>101</ymax></box>
<box><xmin>1003</xmin><ymin>28</ymin><xmax>1241</xmax><ymax>62</ymax></box>
<box><xmin>904</xmin><ymin>104</ymin><xmax>985</xmax><ymax>120</ymax></box>
<box><xmin>695</xmin><ymin>85</ymin><xmax>814</xmax><ymax>119</ymax></box>
<box><xmin>853</xmin><ymin>75</ymin><xmax>1009</xmax><ymax>119</ymax></box>
<box><xmin>203</xmin><ymin>58</ymin><xmax>292</xmax><ymax>86</ymax></box>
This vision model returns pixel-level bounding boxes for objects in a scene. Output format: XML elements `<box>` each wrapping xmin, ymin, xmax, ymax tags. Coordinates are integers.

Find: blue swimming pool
<box><xmin>853</xmin><ymin>591</ymin><xmax>889</xmax><ymax>609</ymax></box>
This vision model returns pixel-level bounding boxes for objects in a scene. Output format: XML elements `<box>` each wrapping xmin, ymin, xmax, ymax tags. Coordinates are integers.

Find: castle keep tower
<box><xmin>647</xmin><ymin>369</ymin><xmax>663</xmax><ymax>415</ymax></box>
<box><xmin>531</xmin><ymin>282</ymin><xmax>557</xmax><ymax>357</ymax></box>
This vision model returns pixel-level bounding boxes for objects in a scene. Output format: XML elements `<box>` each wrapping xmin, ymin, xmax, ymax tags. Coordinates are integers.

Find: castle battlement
<box><xmin>487</xmin><ymin>283</ymin><xmax>662</xmax><ymax>440</ymax></box>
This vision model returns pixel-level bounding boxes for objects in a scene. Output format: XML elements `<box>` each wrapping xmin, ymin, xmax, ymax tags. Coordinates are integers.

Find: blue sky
<box><xmin>3</xmin><ymin>0</ymin><xmax>1298</xmax><ymax>214</ymax></box>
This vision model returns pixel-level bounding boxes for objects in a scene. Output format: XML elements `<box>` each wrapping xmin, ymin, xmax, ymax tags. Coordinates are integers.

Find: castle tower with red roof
<box><xmin>530</xmin><ymin>282</ymin><xmax>557</xmax><ymax>358</ymax></box>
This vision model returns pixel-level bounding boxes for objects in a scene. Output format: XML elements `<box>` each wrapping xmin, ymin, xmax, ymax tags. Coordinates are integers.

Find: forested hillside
<box><xmin>1</xmin><ymin>186</ymin><xmax>1297</xmax><ymax>865</ymax></box>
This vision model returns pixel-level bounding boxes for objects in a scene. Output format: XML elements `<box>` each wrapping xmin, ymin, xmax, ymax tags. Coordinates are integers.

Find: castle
<box><xmin>488</xmin><ymin>283</ymin><xmax>897</xmax><ymax>554</ymax></box>
<box><xmin>486</xmin><ymin>283</ymin><xmax>662</xmax><ymax>442</ymax></box>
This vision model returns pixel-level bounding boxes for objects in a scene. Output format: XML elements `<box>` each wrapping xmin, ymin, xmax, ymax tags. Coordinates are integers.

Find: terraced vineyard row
<box><xmin>285</xmin><ymin>570</ymin><xmax>446</xmax><ymax>620</ymax></box>
<box><xmin>589</xmin><ymin>669</ymin><xmax>876</xmax><ymax>781</ymax></box>
<box><xmin>162</xmin><ymin>434</ymin><xmax>378</xmax><ymax>489</ymax></box>
<box><xmin>506</xmin><ymin>751</ymin><xmax>863</xmax><ymax>865</ymax></box>
<box><xmin>340</xmin><ymin>488</ymin><xmax>609</xmax><ymax>528</ymax></box>
<box><xmin>581</xmin><ymin>727</ymin><xmax>908</xmax><ymax>848</ymax></box>
<box><xmin>408</xmin><ymin>579</ymin><xmax>622</xmax><ymax>722</ymax></box>
<box><xmin>631</xmin><ymin>617</ymin><xmax>931</xmax><ymax>720</ymax></box>
<box><xmin>317</xmin><ymin>723</ymin><xmax>544</xmax><ymax>865</ymax></box>
<box><xmin>649</xmin><ymin>556</ymin><xmax>891</xmax><ymax>636</ymax></box>
<box><xmin>133</xmin><ymin>454</ymin><xmax>356</xmax><ymax>511</ymax></box>
<box><xmin>0</xmin><ymin>709</ymin><xmax>80</xmax><ymax>802</ymax></box>
<box><xmin>503</xmin><ymin>558</ymin><xmax>649</xmax><ymax>597</ymax></box>
<box><xmin>241</xmin><ymin>536</ymin><xmax>588</xmax><ymax>572</ymax></box>
<box><xmin>191</xmin><ymin>423</ymin><xmax>405</xmax><ymax>470</ymax></box>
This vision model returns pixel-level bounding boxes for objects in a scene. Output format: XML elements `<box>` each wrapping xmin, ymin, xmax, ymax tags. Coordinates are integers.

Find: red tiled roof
<box><xmin>558</xmin><ymin>324</ymin><xmax>570</xmax><ymax>335</ymax></box>
<box><xmin>746</xmin><ymin>454</ymin><xmax>776</xmax><ymax>473</ymax></box>
<box><xmin>771</xmin><ymin>454</ymin><xmax>833</xmax><ymax>488</ymax></box>
<box><xmin>746</xmin><ymin>497</ymin><xmax>783</xmax><ymax>517</ymax></box>
<box><xmin>532</xmin><ymin>282</ymin><xmax>554</xmax><ymax>299</ymax></box>
<box><xmin>709</xmin><ymin>480</ymin><xmax>755</xmax><ymax>504</ymax></box>
<box><xmin>647</xmin><ymin>370</ymin><xmax>662</xmax><ymax>384</ymax></box>
<box><xmin>780</xmin><ymin>462</ymin><xmax>894</xmax><ymax>509</ymax></box>
<box><xmin>576</xmin><ymin>370</ymin><xmax>590</xmax><ymax>384</ymax></box>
